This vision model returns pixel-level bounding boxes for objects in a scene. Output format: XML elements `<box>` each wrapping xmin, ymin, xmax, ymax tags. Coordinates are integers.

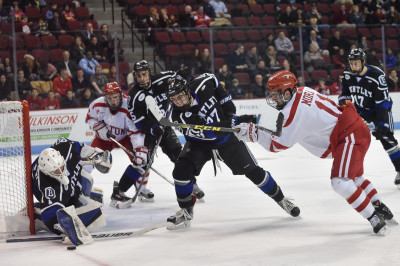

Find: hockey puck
<box><xmin>67</xmin><ymin>246</ymin><xmax>76</xmax><ymax>250</ymax></box>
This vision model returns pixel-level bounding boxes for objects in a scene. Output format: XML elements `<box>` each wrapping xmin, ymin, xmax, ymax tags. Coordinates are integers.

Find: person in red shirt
<box><xmin>43</xmin><ymin>90</ymin><xmax>60</xmax><ymax>110</ymax></box>
<box><xmin>53</xmin><ymin>69</ymin><xmax>73</xmax><ymax>98</ymax></box>
<box><xmin>313</xmin><ymin>78</ymin><xmax>330</xmax><ymax>95</ymax></box>
<box><xmin>329</xmin><ymin>75</ymin><xmax>343</xmax><ymax>95</ymax></box>
<box><xmin>193</xmin><ymin>6</ymin><xmax>211</xmax><ymax>28</ymax></box>
<box><xmin>26</xmin><ymin>88</ymin><xmax>44</xmax><ymax>110</ymax></box>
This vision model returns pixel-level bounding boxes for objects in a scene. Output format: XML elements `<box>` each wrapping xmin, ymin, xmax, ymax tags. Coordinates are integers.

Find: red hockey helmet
<box><xmin>104</xmin><ymin>82</ymin><xmax>122</xmax><ymax>111</ymax></box>
<box><xmin>266</xmin><ymin>70</ymin><xmax>298</xmax><ymax>110</ymax></box>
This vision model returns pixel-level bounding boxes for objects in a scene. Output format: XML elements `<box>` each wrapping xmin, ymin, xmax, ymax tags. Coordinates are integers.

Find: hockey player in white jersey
<box><xmin>86</xmin><ymin>82</ymin><xmax>152</xmax><ymax>207</ymax></box>
<box><xmin>235</xmin><ymin>70</ymin><xmax>395</xmax><ymax>235</ymax></box>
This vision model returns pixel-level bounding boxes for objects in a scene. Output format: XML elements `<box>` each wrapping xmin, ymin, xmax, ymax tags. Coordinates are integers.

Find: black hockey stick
<box><xmin>109</xmin><ymin>137</ymin><xmax>174</xmax><ymax>186</ymax></box>
<box><xmin>145</xmin><ymin>96</ymin><xmax>282</xmax><ymax>136</ymax></box>
<box><xmin>6</xmin><ymin>222</ymin><xmax>168</xmax><ymax>243</ymax></box>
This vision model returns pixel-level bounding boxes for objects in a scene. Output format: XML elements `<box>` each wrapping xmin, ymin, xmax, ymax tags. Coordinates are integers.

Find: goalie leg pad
<box><xmin>76</xmin><ymin>196</ymin><xmax>106</xmax><ymax>231</ymax></box>
<box><xmin>56</xmin><ymin>206</ymin><xmax>93</xmax><ymax>246</ymax></box>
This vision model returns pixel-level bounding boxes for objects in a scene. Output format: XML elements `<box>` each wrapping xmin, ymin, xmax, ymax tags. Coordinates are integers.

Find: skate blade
<box><xmin>387</xmin><ymin>218</ymin><xmax>399</xmax><ymax>226</ymax></box>
<box><xmin>110</xmin><ymin>200</ymin><xmax>132</xmax><ymax>209</ymax></box>
<box><xmin>376</xmin><ymin>225</ymin><xmax>391</xmax><ymax>236</ymax></box>
<box><xmin>138</xmin><ymin>196</ymin><xmax>155</xmax><ymax>203</ymax></box>
<box><xmin>166</xmin><ymin>221</ymin><xmax>191</xmax><ymax>230</ymax></box>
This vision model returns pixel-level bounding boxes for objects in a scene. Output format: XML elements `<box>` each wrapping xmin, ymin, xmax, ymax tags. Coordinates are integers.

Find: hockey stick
<box><xmin>363</xmin><ymin>120</ymin><xmax>396</xmax><ymax>145</ymax></box>
<box><xmin>109</xmin><ymin>137</ymin><xmax>174</xmax><ymax>186</ymax></box>
<box><xmin>6</xmin><ymin>222</ymin><xmax>168</xmax><ymax>243</ymax></box>
<box><xmin>145</xmin><ymin>96</ymin><xmax>282</xmax><ymax>136</ymax></box>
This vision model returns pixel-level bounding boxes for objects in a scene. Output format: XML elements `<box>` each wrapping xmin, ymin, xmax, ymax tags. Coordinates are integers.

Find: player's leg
<box><xmin>218</xmin><ymin>137</ymin><xmax>300</xmax><ymax>217</ymax></box>
<box><xmin>331</xmin><ymin>131</ymin><xmax>389</xmax><ymax>234</ymax></box>
<box><xmin>167</xmin><ymin>141</ymin><xmax>211</xmax><ymax>229</ymax></box>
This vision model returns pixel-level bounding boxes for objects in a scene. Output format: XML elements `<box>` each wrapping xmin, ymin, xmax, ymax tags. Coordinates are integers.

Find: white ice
<box><xmin>1</xmin><ymin>132</ymin><xmax>400</xmax><ymax>266</ymax></box>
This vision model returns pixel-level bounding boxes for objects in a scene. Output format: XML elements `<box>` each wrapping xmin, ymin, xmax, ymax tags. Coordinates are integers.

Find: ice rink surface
<box><xmin>1</xmin><ymin>131</ymin><xmax>400</xmax><ymax>266</ymax></box>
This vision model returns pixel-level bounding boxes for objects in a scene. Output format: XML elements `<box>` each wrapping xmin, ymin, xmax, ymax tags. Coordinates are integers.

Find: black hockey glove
<box><xmin>151</xmin><ymin>124</ymin><xmax>164</xmax><ymax>137</ymax></box>
<box><xmin>372</xmin><ymin>123</ymin><xmax>389</xmax><ymax>140</ymax></box>
<box><xmin>106</xmin><ymin>131</ymin><xmax>116</xmax><ymax>140</ymax></box>
<box><xmin>231</xmin><ymin>115</ymin><xmax>257</xmax><ymax>127</ymax></box>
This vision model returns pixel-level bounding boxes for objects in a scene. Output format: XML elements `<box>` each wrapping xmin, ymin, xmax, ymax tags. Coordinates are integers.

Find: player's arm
<box><xmin>86</xmin><ymin>102</ymin><xmax>115</xmax><ymax>141</ymax></box>
<box><xmin>373</xmin><ymin>74</ymin><xmax>393</xmax><ymax>139</ymax></box>
<box><xmin>215</xmin><ymin>82</ymin><xmax>236</xmax><ymax>118</ymax></box>
<box><xmin>338</xmin><ymin>71</ymin><xmax>352</xmax><ymax>106</ymax></box>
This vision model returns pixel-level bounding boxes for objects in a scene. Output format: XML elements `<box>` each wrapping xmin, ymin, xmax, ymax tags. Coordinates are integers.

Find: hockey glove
<box><xmin>373</xmin><ymin>122</ymin><xmax>389</xmax><ymax>140</ymax></box>
<box><xmin>231</xmin><ymin>115</ymin><xmax>257</xmax><ymax>127</ymax></box>
<box><xmin>151</xmin><ymin>124</ymin><xmax>164</xmax><ymax>137</ymax></box>
<box><xmin>234</xmin><ymin>123</ymin><xmax>259</xmax><ymax>143</ymax></box>
<box><xmin>81</xmin><ymin>144</ymin><xmax>112</xmax><ymax>173</ymax></box>
<box><xmin>132</xmin><ymin>146</ymin><xmax>149</xmax><ymax>168</ymax></box>
<box><xmin>93</xmin><ymin>121</ymin><xmax>111</xmax><ymax>140</ymax></box>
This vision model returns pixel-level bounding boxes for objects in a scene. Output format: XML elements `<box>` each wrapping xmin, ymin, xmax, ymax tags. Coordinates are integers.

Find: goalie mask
<box><xmin>38</xmin><ymin>148</ymin><xmax>69</xmax><ymax>185</ymax></box>
<box><xmin>134</xmin><ymin>60</ymin><xmax>151</xmax><ymax>89</ymax></box>
<box><xmin>167</xmin><ymin>75</ymin><xmax>191</xmax><ymax>111</ymax></box>
<box><xmin>104</xmin><ymin>82</ymin><xmax>122</xmax><ymax>111</ymax></box>
<box><xmin>348</xmin><ymin>48</ymin><xmax>366</xmax><ymax>76</ymax></box>
<box><xmin>266</xmin><ymin>70</ymin><xmax>298</xmax><ymax>110</ymax></box>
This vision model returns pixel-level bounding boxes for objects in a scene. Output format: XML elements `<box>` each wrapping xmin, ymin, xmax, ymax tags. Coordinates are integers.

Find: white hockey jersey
<box><xmin>86</xmin><ymin>95</ymin><xmax>141</xmax><ymax>142</ymax></box>
<box><xmin>258</xmin><ymin>87</ymin><xmax>343</xmax><ymax>158</ymax></box>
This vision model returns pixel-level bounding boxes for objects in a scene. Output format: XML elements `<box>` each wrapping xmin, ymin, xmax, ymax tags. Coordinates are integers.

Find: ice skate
<box><xmin>373</xmin><ymin>200</ymin><xmax>398</xmax><ymax>225</ymax></box>
<box><xmin>395</xmin><ymin>172</ymin><xmax>400</xmax><ymax>189</ymax></box>
<box><xmin>368</xmin><ymin>212</ymin><xmax>390</xmax><ymax>235</ymax></box>
<box><xmin>136</xmin><ymin>183</ymin><xmax>155</xmax><ymax>203</ymax></box>
<box><xmin>166</xmin><ymin>207</ymin><xmax>193</xmax><ymax>230</ymax></box>
<box><xmin>110</xmin><ymin>181</ymin><xmax>132</xmax><ymax>208</ymax></box>
<box><xmin>193</xmin><ymin>183</ymin><xmax>205</xmax><ymax>201</ymax></box>
<box><xmin>278</xmin><ymin>197</ymin><xmax>300</xmax><ymax>217</ymax></box>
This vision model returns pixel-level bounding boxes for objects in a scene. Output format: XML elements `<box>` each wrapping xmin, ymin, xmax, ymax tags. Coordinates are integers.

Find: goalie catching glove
<box><xmin>235</xmin><ymin>123</ymin><xmax>259</xmax><ymax>143</ymax></box>
<box><xmin>80</xmin><ymin>144</ymin><xmax>112</xmax><ymax>173</ymax></box>
<box><xmin>132</xmin><ymin>146</ymin><xmax>148</xmax><ymax>168</ymax></box>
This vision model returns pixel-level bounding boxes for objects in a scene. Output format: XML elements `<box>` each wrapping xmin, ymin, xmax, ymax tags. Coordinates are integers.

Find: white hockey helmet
<box><xmin>38</xmin><ymin>148</ymin><xmax>69</xmax><ymax>185</ymax></box>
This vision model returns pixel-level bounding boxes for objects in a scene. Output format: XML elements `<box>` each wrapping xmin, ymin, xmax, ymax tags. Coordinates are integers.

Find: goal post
<box><xmin>0</xmin><ymin>100</ymin><xmax>35</xmax><ymax>236</ymax></box>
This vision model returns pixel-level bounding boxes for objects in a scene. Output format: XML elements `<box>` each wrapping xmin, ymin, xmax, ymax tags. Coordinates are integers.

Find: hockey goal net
<box><xmin>0</xmin><ymin>101</ymin><xmax>34</xmax><ymax>236</ymax></box>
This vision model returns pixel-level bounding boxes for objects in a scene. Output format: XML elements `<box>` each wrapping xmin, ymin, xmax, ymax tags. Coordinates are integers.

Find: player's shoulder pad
<box><xmin>152</xmin><ymin>72</ymin><xmax>176</xmax><ymax>86</ymax></box>
<box><xmin>367</xmin><ymin>66</ymin><xmax>387</xmax><ymax>87</ymax></box>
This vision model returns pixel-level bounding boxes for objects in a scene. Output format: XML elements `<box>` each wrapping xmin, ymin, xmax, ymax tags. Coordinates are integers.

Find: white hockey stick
<box><xmin>145</xmin><ymin>96</ymin><xmax>282</xmax><ymax>136</ymax></box>
<box><xmin>109</xmin><ymin>137</ymin><xmax>174</xmax><ymax>186</ymax></box>
<box><xmin>6</xmin><ymin>222</ymin><xmax>168</xmax><ymax>243</ymax></box>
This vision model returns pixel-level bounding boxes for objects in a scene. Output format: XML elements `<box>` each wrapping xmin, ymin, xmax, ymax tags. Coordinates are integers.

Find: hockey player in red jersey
<box><xmin>235</xmin><ymin>70</ymin><xmax>395</xmax><ymax>235</ymax></box>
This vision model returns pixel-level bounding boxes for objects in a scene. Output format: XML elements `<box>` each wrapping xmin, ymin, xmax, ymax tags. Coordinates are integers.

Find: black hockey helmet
<box><xmin>133</xmin><ymin>60</ymin><xmax>151</xmax><ymax>89</ymax></box>
<box><xmin>348</xmin><ymin>48</ymin><xmax>366</xmax><ymax>75</ymax></box>
<box><xmin>167</xmin><ymin>75</ymin><xmax>191</xmax><ymax>111</ymax></box>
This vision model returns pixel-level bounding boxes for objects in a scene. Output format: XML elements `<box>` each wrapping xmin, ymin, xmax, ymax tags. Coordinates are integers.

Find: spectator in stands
<box><xmin>56</xmin><ymin>51</ymin><xmax>78</xmax><ymax>78</ymax></box>
<box><xmin>107</xmin><ymin>37</ymin><xmax>124</xmax><ymax>63</ymax></box>
<box><xmin>229</xmin><ymin>78</ymin><xmax>245</xmax><ymax>99</ymax></box>
<box><xmin>290</xmin><ymin>17</ymin><xmax>307</xmax><ymax>42</ymax></box>
<box><xmin>277</xmin><ymin>5</ymin><xmax>294</xmax><ymax>26</ymax></box>
<box><xmin>306</xmin><ymin>17</ymin><xmax>323</xmax><ymax>38</ymax></box>
<box><xmin>90</xmin><ymin>65</ymin><xmax>107</xmax><ymax>96</ymax></box>
<box><xmin>255</xmin><ymin>59</ymin><xmax>271</xmax><ymax>78</ymax></box>
<box><xmin>348</xmin><ymin>4</ymin><xmax>364</xmax><ymax>26</ymax></box>
<box><xmin>210</xmin><ymin>0</ymin><xmax>230</xmax><ymax>18</ymax></box>
<box><xmin>386</xmin><ymin>5</ymin><xmax>399</xmax><ymax>24</ymax></box>
<box><xmin>81</xmin><ymin>22</ymin><xmax>95</xmax><ymax>46</ymax></box>
<box><xmin>36</xmin><ymin>57</ymin><xmax>57</xmax><ymax>81</ymax></box>
<box><xmin>178</xmin><ymin>5</ymin><xmax>195</xmax><ymax>29</ymax></box>
<box><xmin>10</xmin><ymin>1</ymin><xmax>24</xmax><ymax>22</ymax></box>
<box><xmin>126</xmin><ymin>65</ymin><xmax>135</xmax><ymax>93</ymax></box>
<box><xmin>71</xmin><ymin>35</ymin><xmax>88</xmax><ymax>64</ymax></box>
<box><xmin>71</xmin><ymin>67</ymin><xmax>91</xmax><ymax>96</ymax></box>
<box><xmin>228</xmin><ymin>44</ymin><xmax>249</xmax><ymax>73</ymax></box>
<box><xmin>0</xmin><ymin>0</ymin><xmax>9</xmax><ymax>23</ymax></box>
<box><xmin>193</xmin><ymin>6</ymin><xmax>211</xmax><ymax>28</ymax></box>
<box><xmin>60</xmin><ymin>89</ymin><xmax>79</xmax><ymax>108</ymax></box>
<box><xmin>281</xmin><ymin>58</ymin><xmax>296</xmax><ymax>74</ymax></box>
<box><xmin>362</xmin><ymin>0</ymin><xmax>377</xmax><ymax>12</ymax></box>
<box><xmin>146</xmin><ymin>7</ymin><xmax>160</xmax><ymax>43</ymax></box>
<box><xmin>263</xmin><ymin>33</ymin><xmax>275</xmax><ymax>54</ymax></box>
<box><xmin>159</xmin><ymin>7</ymin><xmax>178</xmax><ymax>32</ymax></box>
<box><xmin>386</xmin><ymin>47</ymin><xmax>397</xmax><ymax>68</ymax></box>
<box><xmin>21</xmin><ymin>15</ymin><xmax>32</xmax><ymax>35</ymax></box>
<box><xmin>46</xmin><ymin>2</ymin><xmax>58</xmax><ymax>21</ymax></box>
<box><xmin>217</xmin><ymin>63</ymin><xmax>234</xmax><ymax>89</ymax></box>
<box><xmin>62</xmin><ymin>4</ymin><xmax>76</xmax><ymax>21</ymax></box>
<box><xmin>79</xmin><ymin>50</ymin><xmax>99</xmax><ymax>76</ymax></box>
<box><xmin>202</xmin><ymin>0</ymin><xmax>216</xmax><ymax>19</ymax></box>
<box><xmin>53</xmin><ymin>69</ymin><xmax>73</xmax><ymax>98</ymax></box>
<box><xmin>274</xmin><ymin>31</ymin><xmax>294</xmax><ymax>58</ymax></box>
<box><xmin>313</xmin><ymin>78</ymin><xmax>330</xmax><ymax>95</ymax></box>
<box><xmin>366</xmin><ymin>48</ymin><xmax>382</xmax><ymax>68</ymax></box>
<box><xmin>16</xmin><ymin>69</ymin><xmax>32</xmax><ymax>100</ymax></box>
<box><xmin>384</xmin><ymin>0</ymin><xmax>400</xmax><ymax>12</ymax></box>
<box><xmin>387</xmin><ymin>69</ymin><xmax>399</xmax><ymax>92</ymax></box>
<box><xmin>43</xmin><ymin>90</ymin><xmax>60</xmax><ymax>110</ymax></box>
<box><xmin>305</xmin><ymin>3</ymin><xmax>322</xmax><ymax>25</ymax></box>
<box><xmin>88</xmin><ymin>36</ymin><xmax>106</xmax><ymax>62</ymax></box>
<box><xmin>329</xmin><ymin>74</ymin><xmax>343</xmax><ymax>95</ymax></box>
<box><xmin>48</xmin><ymin>11</ymin><xmax>67</xmax><ymax>37</ymax></box>
<box><xmin>332</xmin><ymin>48</ymin><xmax>347</xmax><ymax>69</ymax></box>
<box><xmin>252</xmin><ymin>73</ymin><xmax>265</xmax><ymax>98</ymax></box>
<box><xmin>333</xmin><ymin>3</ymin><xmax>354</xmax><ymax>28</ymax></box>
<box><xmin>98</xmin><ymin>24</ymin><xmax>112</xmax><ymax>50</ymax></box>
<box><xmin>191</xmin><ymin>48</ymin><xmax>201</xmax><ymax>74</ymax></box>
<box><xmin>304</xmin><ymin>43</ymin><xmax>325</xmax><ymax>73</ymax></box>
<box><xmin>264</xmin><ymin>45</ymin><xmax>280</xmax><ymax>71</ymax></box>
<box><xmin>246</xmin><ymin>46</ymin><xmax>261</xmax><ymax>76</ymax></box>
<box><xmin>35</xmin><ymin>16</ymin><xmax>50</xmax><ymax>36</ymax></box>
<box><xmin>26</xmin><ymin>88</ymin><xmax>43</xmax><ymax>110</ymax></box>
<box><xmin>369</xmin><ymin>5</ymin><xmax>386</xmax><ymax>24</ymax></box>
<box><xmin>22</xmin><ymin>54</ymin><xmax>38</xmax><ymax>81</ymax></box>
<box><xmin>79</xmin><ymin>87</ymin><xmax>96</xmax><ymax>107</ymax></box>
<box><xmin>3</xmin><ymin>57</ymin><xmax>13</xmax><ymax>78</ymax></box>
<box><xmin>0</xmin><ymin>73</ymin><xmax>10</xmax><ymax>100</ymax></box>
<box><xmin>290</xmin><ymin>7</ymin><xmax>306</xmax><ymax>25</ymax></box>
<box><xmin>328</xmin><ymin>30</ymin><xmax>350</xmax><ymax>56</ymax></box>
<box><xmin>198</xmin><ymin>48</ymin><xmax>212</xmax><ymax>73</ymax></box>
<box><xmin>107</xmin><ymin>65</ymin><xmax>126</xmax><ymax>91</ymax></box>
<box><xmin>357</xmin><ymin>35</ymin><xmax>370</xmax><ymax>52</ymax></box>
<box><xmin>305</xmin><ymin>30</ymin><xmax>329</xmax><ymax>56</ymax></box>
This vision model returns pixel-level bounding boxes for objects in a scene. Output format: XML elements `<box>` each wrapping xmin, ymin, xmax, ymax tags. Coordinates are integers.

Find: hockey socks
<box><xmin>118</xmin><ymin>165</ymin><xmax>142</xmax><ymax>192</ymax></box>
<box><xmin>257</xmin><ymin>171</ymin><xmax>284</xmax><ymax>203</ymax></box>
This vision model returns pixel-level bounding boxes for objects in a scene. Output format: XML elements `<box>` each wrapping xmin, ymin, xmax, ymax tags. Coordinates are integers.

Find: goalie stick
<box><xmin>145</xmin><ymin>95</ymin><xmax>283</xmax><ymax>137</ymax></box>
<box><xmin>6</xmin><ymin>222</ymin><xmax>168</xmax><ymax>243</ymax></box>
<box><xmin>109</xmin><ymin>137</ymin><xmax>174</xmax><ymax>186</ymax></box>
